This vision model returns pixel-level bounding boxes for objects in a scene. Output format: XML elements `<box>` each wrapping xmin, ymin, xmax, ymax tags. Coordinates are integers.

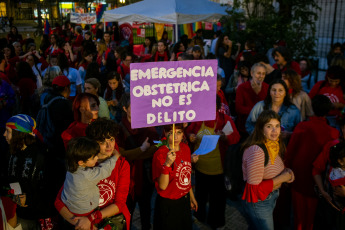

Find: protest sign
<box><xmin>70</xmin><ymin>13</ymin><xmax>97</xmax><ymax>24</ymax></box>
<box><xmin>130</xmin><ymin>60</ymin><xmax>217</xmax><ymax>129</ymax></box>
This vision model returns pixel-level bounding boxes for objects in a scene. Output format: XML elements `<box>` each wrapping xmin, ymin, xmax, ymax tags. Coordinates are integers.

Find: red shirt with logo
<box><xmin>152</xmin><ymin>143</ymin><xmax>192</xmax><ymax>200</ymax></box>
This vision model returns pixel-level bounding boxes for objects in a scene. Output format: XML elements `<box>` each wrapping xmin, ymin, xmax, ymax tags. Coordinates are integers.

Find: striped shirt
<box><xmin>243</xmin><ymin>145</ymin><xmax>284</xmax><ymax>185</ymax></box>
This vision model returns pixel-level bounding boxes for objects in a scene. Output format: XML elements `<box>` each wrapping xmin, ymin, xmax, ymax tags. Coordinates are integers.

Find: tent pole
<box><xmin>175</xmin><ymin>24</ymin><xmax>179</xmax><ymax>43</ymax></box>
<box><xmin>103</xmin><ymin>18</ymin><xmax>106</xmax><ymax>32</ymax></box>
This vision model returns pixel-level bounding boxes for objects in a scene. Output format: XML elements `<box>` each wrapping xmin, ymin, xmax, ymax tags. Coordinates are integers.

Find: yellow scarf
<box><xmin>264</xmin><ymin>139</ymin><xmax>280</xmax><ymax>165</ymax></box>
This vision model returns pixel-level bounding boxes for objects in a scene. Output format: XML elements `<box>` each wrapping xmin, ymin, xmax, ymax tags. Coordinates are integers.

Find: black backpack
<box><xmin>36</xmin><ymin>96</ymin><xmax>66</xmax><ymax>148</ymax></box>
<box><xmin>225</xmin><ymin>143</ymin><xmax>269</xmax><ymax>200</ymax></box>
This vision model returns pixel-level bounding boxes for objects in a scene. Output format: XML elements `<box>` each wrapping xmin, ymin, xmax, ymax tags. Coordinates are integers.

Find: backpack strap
<box><xmin>307</xmin><ymin>73</ymin><xmax>312</xmax><ymax>89</ymax></box>
<box><xmin>257</xmin><ymin>143</ymin><xmax>269</xmax><ymax>167</ymax></box>
<box><xmin>43</xmin><ymin>96</ymin><xmax>66</xmax><ymax>108</ymax></box>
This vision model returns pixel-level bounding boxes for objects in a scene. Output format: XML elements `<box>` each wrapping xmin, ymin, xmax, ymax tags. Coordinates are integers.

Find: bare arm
<box><xmin>158</xmin><ymin>150</ymin><xmax>176</xmax><ymax>190</ymax></box>
<box><xmin>59</xmin><ymin>206</ymin><xmax>78</xmax><ymax>226</ymax></box>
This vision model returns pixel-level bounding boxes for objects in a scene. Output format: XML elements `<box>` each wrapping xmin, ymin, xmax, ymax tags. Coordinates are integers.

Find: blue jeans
<box><xmin>242</xmin><ymin>189</ymin><xmax>279</xmax><ymax>230</ymax></box>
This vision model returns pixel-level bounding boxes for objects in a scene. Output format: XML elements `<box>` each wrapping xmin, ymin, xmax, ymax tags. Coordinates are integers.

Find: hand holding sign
<box><xmin>164</xmin><ymin>150</ymin><xmax>176</xmax><ymax>167</ymax></box>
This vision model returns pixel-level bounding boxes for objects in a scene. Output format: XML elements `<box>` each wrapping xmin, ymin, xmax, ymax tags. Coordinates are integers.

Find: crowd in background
<box><xmin>1</xmin><ymin>21</ymin><xmax>345</xmax><ymax>230</ymax></box>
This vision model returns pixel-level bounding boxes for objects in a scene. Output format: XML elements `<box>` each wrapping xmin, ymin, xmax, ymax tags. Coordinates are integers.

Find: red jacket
<box><xmin>185</xmin><ymin>112</ymin><xmax>240</xmax><ymax>167</ymax></box>
<box><xmin>273</xmin><ymin>61</ymin><xmax>301</xmax><ymax>75</ymax></box>
<box><xmin>285</xmin><ymin>116</ymin><xmax>339</xmax><ymax>197</ymax></box>
<box><xmin>235</xmin><ymin>80</ymin><xmax>268</xmax><ymax>133</ymax></box>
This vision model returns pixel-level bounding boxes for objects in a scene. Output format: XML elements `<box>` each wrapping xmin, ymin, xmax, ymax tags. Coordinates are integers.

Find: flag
<box><xmin>44</xmin><ymin>19</ymin><xmax>51</xmax><ymax>35</ymax></box>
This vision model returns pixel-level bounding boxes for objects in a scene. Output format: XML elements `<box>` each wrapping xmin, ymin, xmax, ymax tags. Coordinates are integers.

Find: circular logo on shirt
<box><xmin>176</xmin><ymin>162</ymin><xmax>192</xmax><ymax>190</ymax></box>
<box><xmin>98</xmin><ymin>179</ymin><xmax>116</xmax><ymax>207</ymax></box>
<box><xmin>324</xmin><ymin>93</ymin><xmax>339</xmax><ymax>103</ymax></box>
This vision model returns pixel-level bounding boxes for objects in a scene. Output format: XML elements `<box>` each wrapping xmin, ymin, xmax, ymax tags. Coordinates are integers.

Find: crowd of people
<box><xmin>0</xmin><ymin>21</ymin><xmax>345</xmax><ymax>230</ymax></box>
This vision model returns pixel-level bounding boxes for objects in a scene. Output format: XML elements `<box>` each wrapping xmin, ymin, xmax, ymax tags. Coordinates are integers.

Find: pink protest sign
<box><xmin>130</xmin><ymin>60</ymin><xmax>217</xmax><ymax>129</ymax></box>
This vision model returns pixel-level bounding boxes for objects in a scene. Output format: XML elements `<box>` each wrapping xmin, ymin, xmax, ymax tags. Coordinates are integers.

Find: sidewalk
<box><xmin>131</xmin><ymin>192</ymin><xmax>249</xmax><ymax>230</ymax></box>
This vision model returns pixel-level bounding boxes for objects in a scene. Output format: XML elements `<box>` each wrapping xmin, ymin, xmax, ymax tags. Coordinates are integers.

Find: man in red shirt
<box><xmin>272</xmin><ymin>46</ymin><xmax>301</xmax><ymax>75</ymax></box>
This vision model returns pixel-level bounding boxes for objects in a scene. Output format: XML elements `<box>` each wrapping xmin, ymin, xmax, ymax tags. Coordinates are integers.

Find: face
<box><xmin>299</xmin><ymin>60</ymin><xmax>308</xmax><ymax>72</ymax></box>
<box><xmin>192</xmin><ymin>50</ymin><xmax>201</xmax><ymax>59</ymax></box>
<box><xmin>281</xmin><ymin>74</ymin><xmax>290</xmax><ymax>89</ymax></box>
<box><xmin>145</xmin><ymin>38</ymin><xmax>151</xmax><ymax>47</ymax></box>
<box><xmin>96</xmin><ymin>44</ymin><xmax>100</xmax><ymax>52</ymax></box>
<box><xmin>157</xmin><ymin>42</ymin><xmax>165</xmax><ymax>53</ymax></box>
<box><xmin>50</xmin><ymin>57</ymin><xmax>58</xmax><ymax>66</ymax></box>
<box><xmin>166</xmin><ymin>128</ymin><xmax>184</xmax><ymax>146</ymax></box>
<box><xmin>80</xmin><ymin>97</ymin><xmax>99</xmax><ymax>121</ymax></box>
<box><xmin>98</xmin><ymin>136</ymin><xmax>116</xmax><ymax>159</ymax></box>
<box><xmin>84</xmin><ymin>83</ymin><xmax>98</xmax><ymax>95</ymax></box>
<box><xmin>328</xmin><ymin>78</ymin><xmax>341</xmax><ymax>88</ymax></box>
<box><xmin>4</xmin><ymin>48</ymin><xmax>11</xmax><ymax>57</ymax></box>
<box><xmin>115</xmin><ymin>51</ymin><xmax>119</xmax><ymax>59</ymax></box>
<box><xmin>85</xmin><ymin>54</ymin><xmax>93</xmax><ymax>63</ymax></box>
<box><xmin>217</xmin><ymin>80</ymin><xmax>222</xmax><ymax>92</ymax></box>
<box><xmin>26</xmin><ymin>55</ymin><xmax>35</xmax><ymax>66</ymax></box>
<box><xmin>3</xmin><ymin>126</ymin><xmax>12</xmax><ymax>144</ymax></box>
<box><xmin>240</xmin><ymin>67</ymin><xmax>249</xmax><ymax>77</ymax></box>
<box><xmin>14</xmin><ymin>44</ymin><xmax>21</xmax><ymax>53</ymax></box>
<box><xmin>263</xmin><ymin>118</ymin><xmax>281</xmax><ymax>141</ymax></box>
<box><xmin>270</xmin><ymin>83</ymin><xmax>286</xmax><ymax>104</ymax></box>
<box><xmin>85</xmin><ymin>34</ymin><xmax>91</xmax><ymax>40</ymax></box>
<box><xmin>11</xmin><ymin>27</ymin><xmax>16</xmax><ymax>34</ymax></box>
<box><xmin>64</xmin><ymin>42</ymin><xmax>70</xmax><ymax>51</ymax></box>
<box><xmin>50</xmin><ymin>36</ymin><xmax>56</xmax><ymax>44</ymax></box>
<box><xmin>81</xmin><ymin>155</ymin><xmax>99</xmax><ymax>167</ymax></box>
<box><xmin>104</xmin><ymin>33</ymin><xmax>110</xmax><ymax>42</ymax></box>
<box><xmin>251</xmin><ymin>66</ymin><xmax>266</xmax><ymax>83</ymax></box>
<box><xmin>334</xmin><ymin>47</ymin><xmax>342</xmax><ymax>54</ymax></box>
<box><xmin>108</xmin><ymin>78</ymin><xmax>119</xmax><ymax>91</ymax></box>
<box><xmin>179</xmin><ymin>43</ymin><xmax>185</xmax><ymax>52</ymax></box>
<box><xmin>29</xmin><ymin>46</ymin><xmax>36</xmax><ymax>52</ymax></box>
<box><xmin>123</xmin><ymin>56</ymin><xmax>132</xmax><ymax>67</ymax></box>
<box><xmin>274</xmin><ymin>52</ymin><xmax>285</xmax><ymax>65</ymax></box>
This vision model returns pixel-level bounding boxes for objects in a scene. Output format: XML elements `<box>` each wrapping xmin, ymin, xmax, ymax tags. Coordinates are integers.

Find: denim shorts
<box><xmin>242</xmin><ymin>189</ymin><xmax>280</xmax><ymax>230</ymax></box>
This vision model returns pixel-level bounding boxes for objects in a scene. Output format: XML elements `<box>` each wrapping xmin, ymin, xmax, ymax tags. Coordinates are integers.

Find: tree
<box><xmin>221</xmin><ymin>0</ymin><xmax>320</xmax><ymax>58</ymax></box>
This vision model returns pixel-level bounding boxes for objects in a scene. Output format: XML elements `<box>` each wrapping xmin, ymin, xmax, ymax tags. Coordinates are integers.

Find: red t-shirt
<box><xmin>117</xmin><ymin>64</ymin><xmax>130</xmax><ymax>81</ymax></box>
<box><xmin>152</xmin><ymin>143</ymin><xmax>192</xmax><ymax>200</ymax></box>
<box><xmin>61</xmin><ymin>121</ymin><xmax>88</xmax><ymax>149</ymax></box>
<box><xmin>273</xmin><ymin>61</ymin><xmax>301</xmax><ymax>76</ymax></box>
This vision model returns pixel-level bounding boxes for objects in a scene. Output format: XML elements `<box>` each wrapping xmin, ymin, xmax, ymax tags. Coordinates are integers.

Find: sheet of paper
<box><xmin>222</xmin><ymin>121</ymin><xmax>233</xmax><ymax>135</ymax></box>
<box><xmin>193</xmin><ymin>135</ymin><xmax>220</xmax><ymax>155</ymax></box>
<box><xmin>9</xmin><ymin>182</ymin><xmax>22</xmax><ymax>195</ymax></box>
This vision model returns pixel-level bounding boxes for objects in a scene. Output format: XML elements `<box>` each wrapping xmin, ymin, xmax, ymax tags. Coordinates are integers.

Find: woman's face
<box><xmin>85</xmin><ymin>54</ymin><xmax>93</xmax><ymax>63</ymax></box>
<box><xmin>11</xmin><ymin>27</ymin><xmax>16</xmax><ymax>34</ymax></box>
<box><xmin>270</xmin><ymin>83</ymin><xmax>286</xmax><ymax>104</ymax></box>
<box><xmin>3</xmin><ymin>126</ymin><xmax>12</xmax><ymax>144</ymax></box>
<box><xmin>115</xmin><ymin>51</ymin><xmax>119</xmax><ymax>59</ymax></box>
<box><xmin>179</xmin><ymin>43</ymin><xmax>185</xmax><ymax>52</ymax></box>
<box><xmin>157</xmin><ymin>42</ymin><xmax>165</xmax><ymax>53</ymax></box>
<box><xmin>223</xmin><ymin>36</ymin><xmax>230</xmax><ymax>45</ymax></box>
<box><xmin>64</xmin><ymin>42</ymin><xmax>70</xmax><ymax>51</ymax></box>
<box><xmin>80</xmin><ymin>97</ymin><xmax>99</xmax><ymax>121</ymax></box>
<box><xmin>240</xmin><ymin>67</ymin><xmax>249</xmax><ymax>77</ymax></box>
<box><xmin>50</xmin><ymin>36</ymin><xmax>56</xmax><ymax>44</ymax></box>
<box><xmin>281</xmin><ymin>74</ymin><xmax>290</xmax><ymax>89</ymax></box>
<box><xmin>4</xmin><ymin>48</ymin><xmax>11</xmax><ymax>57</ymax></box>
<box><xmin>96</xmin><ymin>44</ymin><xmax>100</xmax><ymax>52</ymax></box>
<box><xmin>26</xmin><ymin>55</ymin><xmax>35</xmax><ymax>67</ymax></box>
<box><xmin>251</xmin><ymin>66</ymin><xmax>266</xmax><ymax>83</ymax></box>
<box><xmin>166</xmin><ymin>128</ymin><xmax>184</xmax><ymax>146</ymax></box>
<box><xmin>84</xmin><ymin>83</ymin><xmax>98</xmax><ymax>96</ymax></box>
<box><xmin>98</xmin><ymin>136</ymin><xmax>116</xmax><ymax>159</ymax></box>
<box><xmin>263</xmin><ymin>118</ymin><xmax>281</xmax><ymax>141</ymax></box>
<box><xmin>108</xmin><ymin>78</ymin><xmax>119</xmax><ymax>91</ymax></box>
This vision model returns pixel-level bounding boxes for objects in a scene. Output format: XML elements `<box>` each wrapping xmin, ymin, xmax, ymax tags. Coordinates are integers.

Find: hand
<box><xmin>190</xmin><ymin>196</ymin><xmax>198</xmax><ymax>212</ymax></box>
<box><xmin>140</xmin><ymin>137</ymin><xmax>150</xmax><ymax>152</ymax></box>
<box><xmin>102</xmin><ymin>57</ymin><xmax>106</xmax><ymax>66</ymax></box>
<box><xmin>333</xmin><ymin>185</ymin><xmax>345</xmax><ymax>197</ymax></box>
<box><xmin>333</xmin><ymin>102</ymin><xmax>345</xmax><ymax>110</ymax></box>
<box><xmin>191</xmin><ymin>153</ymin><xmax>199</xmax><ymax>163</ymax></box>
<box><xmin>282</xmin><ymin>168</ymin><xmax>294</xmax><ymax>183</ymax></box>
<box><xmin>73</xmin><ymin>216</ymin><xmax>91</xmax><ymax>230</ymax></box>
<box><xmin>215</xmin><ymin>130</ymin><xmax>227</xmax><ymax>141</ymax></box>
<box><xmin>321</xmin><ymin>190</ymin><xmax>332</xmax><ymax>202</ymax></box>
<box><xmin>164</xmin><ymin>150</ymin><xmax>176</xmax><ymax>167</ymax></box>
<box><xmin>189</xmin><ymin>134</ymin><xmax>197</xmax><ymax>143</ymax></box>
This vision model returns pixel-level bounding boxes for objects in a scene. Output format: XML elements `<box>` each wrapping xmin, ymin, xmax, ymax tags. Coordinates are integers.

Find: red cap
<box><xmin>52</xmin><ymin>75</ymin><xmax>70</xmax><ymax>87</ymax></box>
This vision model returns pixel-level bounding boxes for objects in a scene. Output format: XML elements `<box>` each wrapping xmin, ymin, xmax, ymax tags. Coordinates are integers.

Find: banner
<box><xmin>70</xmin><ymin>13</ymin><xmax>96</xmax><ymax>24</ymax></box>
<box><xmin>130</xmin><ymin>60</ymin><xmax>217</xmax><ymax>129</ymax></box>
<box><xmin>154</xmin><ymin>23</ymin><xmax>165</xmax><ymax>40</ymax></box>
<box><xmin>137</xmin><ymin>28</ymin><xmax>145</xmax><ymax>38</ymax></box>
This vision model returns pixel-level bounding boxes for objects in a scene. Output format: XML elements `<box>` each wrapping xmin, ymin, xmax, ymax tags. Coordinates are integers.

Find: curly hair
<box><xmin>85</xmin><ymin>118</ymin><xmax>119</xmax><ymax>142</ymax></box>
<box><xmin>9</xmin><ymin>129</ymin><xmax>36</xmax><ymax>154</ymax></box>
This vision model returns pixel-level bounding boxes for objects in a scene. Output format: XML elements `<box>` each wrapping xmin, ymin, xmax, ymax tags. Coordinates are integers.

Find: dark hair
<box><xmin>85</xmin><ymin>62</ymin><xmax>100</xmax><ymax>81</ymax></box>
<box><xmin>330</xmin><ymin>42</ymin><xmax>342</xmax><ymax>54</ymax></box>
<box><xmin>282</xmin><ymin>69</ymin><xmax>302</xmax><ymax>96</ymax></box>
<box><xmin>86</xmin><ymin>118</ymin><xmax>119</xmax><ymax>142</ymax></box>
<box><xmin>215</xmin><ymin>34</ymin><xmax>230</xmax><ymax>58</ymax></box>
<box><xmin>40</xmin><ymin>34</ymin><xmax>51</xmax><ymax>53</ymax></box>
<box><xmin>57</xmin><ymin>53</ymin><xmax>69</xmax><ymax>73</ymax></box>
<box><xmin>78</xmin><ymin>50</ymin><xmax>94</xmax><ymax>68</ymax></box>
<box><xmin>245</xmin><ymin>39</ymin><xmax>256</xmax><ymax>51</ymax></box>
<box><xmin>9</xmin><ymin>26</ymin><xmax>18</xmax><ymax>35</ymax></box>
<box><xmin>9</xmin><ymin>129</ymin><xmax>36</xmax><ymax>154</ymax></box>
<box><xmin>144</xmin><ymin>37</ymin><xmax>155</xmax><ymax>53</ymax></box>
<box><xmin>4</xmin><ymin>44</ymin><xmax>15</xmax><ymax>59</ymax></box>
<box><xmin>242</xmin><ymin>110</ymin><xmax>285</xmax><ymax>157</ymax></box>
<box><xmin>121</xmin><ymin>52</ymin><xmax>133</xmax><ymax>61</ymax></box>
<box><xmin>66</xmin><ymin>137</ymin><xmax>100</xmax><ymax>173</ymax></box>
<box><xmin>329</xmin><ymin>142</ymin><xmax>345</xmax><ymax>168</ymax></box>
<box><xmin>263</xmin><ymin>79</ymin><xmax>292</xmax><ymax>110</ymax></box>
<box><xmin>17</xmin><ymin>61</ymin><xmax>36</xmax><ymax>82</ymax></box>
<box><xmin>216</xmin><ymin>94</ymin><xmax>221</xmax><ymax>110</ymax></box>
<box><xmin>72</xmin><ymin>93</ymin><xmax>100</xmax><ymax>121</ymax></box>
<box><xmin>120</xmin><ymin>92</ymin><xmax>130</xmax><ymax>110</ymax></box>
<box><xmin>163</xmin><ymin>123</ymin><xmax>184</xmax><ymax>133</ymax></box>
<box><xmin>105</xmin><ymin>72</ymin><xmax>124</xmax><ymax>101</ymax></box>
<box><xmin>317</xmin><ymin>65</ymin><xmax>345</xmax><ymax>92</ymax></box>
<box><xmin>85</xmin><ymin>78</ymin><xmax>101</xmax><ymax>95</ymax></box>
<box><xmin>299</xmin><ymin>57</ymin><xmax>312</xmax><ymax>71</ymax></box>
<box><xmin>272</xmin><ymin>46</ymin><xmax>292</xmax><ymax>63</ymax></box>
<box><xmin>172</xmin><ymin>41</ymin><xmax>184</xmax><ymax>55</ymax></box>
<box><xmin>312</xmin><ymin>95</ymin><xmax>332</xmax><ymax>117</ymax></box>
<box><xmin>52</xmin><ymin>84</ymin><xmax>69</xmax><ymax>95</ymax></box>
<box><xmin>253</xmin><ymin>52</ymin><xmax>269</xmax><ymax>64</ymax></box>
<box><xmin>178</xmin><ymin>52</ymin><xmax>192</xmax><ymax>60</ymax></box>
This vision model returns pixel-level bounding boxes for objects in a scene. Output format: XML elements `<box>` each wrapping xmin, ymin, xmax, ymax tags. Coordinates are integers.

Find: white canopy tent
<box><xmin>102</xmin><ymin>0</ymin><xmax>229</xmax><ymax>42</ymax></box>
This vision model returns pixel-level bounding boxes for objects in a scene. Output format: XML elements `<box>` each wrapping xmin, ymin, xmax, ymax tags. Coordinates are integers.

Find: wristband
<box><xmin>161</xmin><ymin>165</ymin><xmax>172</xmax><ymax>174</ymax></box>
<box><xmin>87</xmin><ymin>210</ymin><xmax>103</xmax><ymax>225</ymax></box>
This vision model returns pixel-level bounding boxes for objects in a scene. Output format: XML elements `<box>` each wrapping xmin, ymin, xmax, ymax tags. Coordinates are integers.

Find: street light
<box><xmin>119</xmin><ymin>0</ymin><xmax>126</xmax><ymax>3</ymax></box>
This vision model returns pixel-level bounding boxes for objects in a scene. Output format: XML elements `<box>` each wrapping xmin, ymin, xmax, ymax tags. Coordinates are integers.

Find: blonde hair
<box><xmin>97</xmin><ymin>41</ymin><xmax>107</xmax><ymax>55</ymax></box>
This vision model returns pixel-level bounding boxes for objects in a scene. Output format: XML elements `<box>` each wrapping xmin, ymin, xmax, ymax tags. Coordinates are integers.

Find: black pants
<box><xmin>194</xmin><ymin>170</ymin><xmax>226</xmax><ymax>229</ymax></box>
<box><xmin>153</xmin><ymin>194</ymin><xmax>192</xmax><ymax>230</ymax></box>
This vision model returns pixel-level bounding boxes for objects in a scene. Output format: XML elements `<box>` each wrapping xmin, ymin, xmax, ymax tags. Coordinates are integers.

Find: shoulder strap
<box><xmin>43</xmin><ymin>96</ymin><xmax>66</xmax><ymax>108</ymax></box>
<box><xmin>307</xmin><ymin>73</ymin><xmax>312</xmax><ymax>88</ymax></box>
<box><xmin>120</xmin><ymin>64</ymin><xmax>125</xmax><ymax>76</ymax></box>
<box><xmin>257</xmin><ymin>143</ymin><xmax>269</xmax><ymax>166</ymax></box>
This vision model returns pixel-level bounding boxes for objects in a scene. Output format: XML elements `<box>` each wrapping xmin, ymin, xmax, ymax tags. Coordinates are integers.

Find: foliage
<box><xmin>221</xmin><ymin>0</ymin><xmax>320</xmax><ymax>58</ymax></box>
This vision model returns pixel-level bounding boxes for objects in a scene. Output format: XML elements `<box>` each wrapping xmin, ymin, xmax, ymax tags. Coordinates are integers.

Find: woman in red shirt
<box><xmin>241</xmin><ymin>110</ymin><xmax>294</xmax><ymax>229</ymax></box>
<box><xmin>152</xmin><ymin>123</ymin><xmax>198</xmax><ymax>230</ymax></box>
<box><xmin>55</xmin><ymin>118</ymin><xmax>131</xmax><ymax>230</ymax></box>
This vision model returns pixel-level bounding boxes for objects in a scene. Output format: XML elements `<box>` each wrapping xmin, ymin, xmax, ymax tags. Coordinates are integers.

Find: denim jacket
<box><xmin>246</xmin><ymin>101</ymin><xmax>301</xmax><ymax>134</ymax></box>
